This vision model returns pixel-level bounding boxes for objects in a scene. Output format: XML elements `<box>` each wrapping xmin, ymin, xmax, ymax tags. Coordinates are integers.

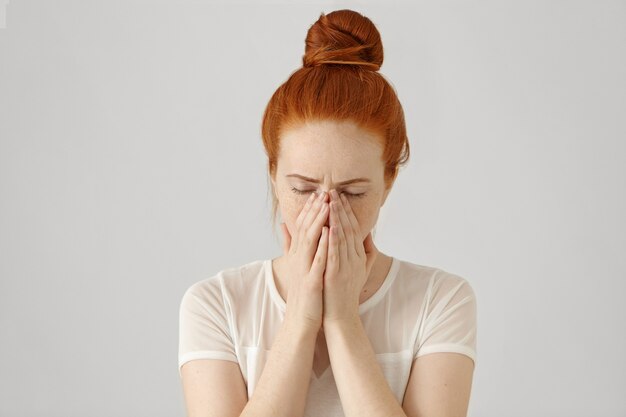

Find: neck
<box><xmin>272</xmin><ymin>251</ymin><xmax>392</xmax><ymax>302</ymax></box>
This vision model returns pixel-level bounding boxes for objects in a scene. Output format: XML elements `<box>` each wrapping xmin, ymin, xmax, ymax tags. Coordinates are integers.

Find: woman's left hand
<box><xmin>322</xmin><ymin>189</ymin><xmax>378</xmax><ymax>324</ymax></box>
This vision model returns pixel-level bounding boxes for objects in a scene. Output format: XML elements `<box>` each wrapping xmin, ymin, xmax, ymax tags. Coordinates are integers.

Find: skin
<box><xmin>271</xmin><ymin>119</ymin><xmax>391</xmax><ymax>241</ymax></box>
<box><xmin>180</xmin><ymin>118</ymin><xmax>474</xmax><ymax>417</ymax></box>
<box><xmin>270</xmin><ymin>118</ymin><xmax>395</xmax><ymax>309</ymax></box>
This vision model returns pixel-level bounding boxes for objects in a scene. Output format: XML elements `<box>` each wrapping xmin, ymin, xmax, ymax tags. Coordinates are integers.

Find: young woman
<box><xmin>179</xmin><ymin>9</ymin><xmax>477</xmax><ymax>417</ymax></box>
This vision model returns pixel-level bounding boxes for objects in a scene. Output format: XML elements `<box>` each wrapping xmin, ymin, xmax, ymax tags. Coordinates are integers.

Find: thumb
<box><xmin>363</xmin><ymin>232</ymin><xmax>377</xmax><ymax>255</ymax></box>
<box><xmin>363</xmin><ymin>232</ymin><xmax>378</xmax><ymax>275</ymax></box>
<box><xmin>280</xmin><ymin>222</ymin><xmax>292</xmax><ymax>255</ymax></box>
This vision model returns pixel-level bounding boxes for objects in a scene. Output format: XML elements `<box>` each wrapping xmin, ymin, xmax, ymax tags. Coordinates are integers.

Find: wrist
<box><xmin>322</xmin><ymin>313</ymin><xmax>361</xmax><ymax>330</ymax></box>
<box><xmin>283</xmin><ymin>314</ymin><xmax>321</xmax><ymax>337</ymax></box>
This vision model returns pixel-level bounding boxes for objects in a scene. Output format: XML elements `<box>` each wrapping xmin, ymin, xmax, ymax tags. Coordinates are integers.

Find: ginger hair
<box><xmin>261</xmin><ymin>9</ymin><xmax>410</xmax><ymax>233</ymax></box>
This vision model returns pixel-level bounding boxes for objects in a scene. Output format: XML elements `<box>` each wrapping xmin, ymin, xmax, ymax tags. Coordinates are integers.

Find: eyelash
<box><xmin>290</xmin><ymin>187</ymin><xmax>366</xmax><ymax>199</ymax></box>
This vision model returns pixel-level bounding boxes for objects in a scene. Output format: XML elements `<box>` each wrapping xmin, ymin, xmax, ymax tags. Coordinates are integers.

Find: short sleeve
<box><xmin>178</xmin><ymin>279</ymin><xmax>238</xmax><ymax>377</ymax></box>
<box><xmin>414</xmin><ymin>272</ymin><xmax>477</xmax><ymax>364</ymax></box>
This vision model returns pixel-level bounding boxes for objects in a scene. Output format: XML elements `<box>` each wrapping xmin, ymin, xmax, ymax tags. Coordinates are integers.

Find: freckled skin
<box><xmin>270</xmin><ymin>119</ymin><xmax>393</xmax><ymax>242</ymax></box>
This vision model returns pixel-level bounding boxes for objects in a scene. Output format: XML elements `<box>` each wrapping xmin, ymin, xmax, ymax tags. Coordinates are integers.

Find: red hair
<box><xmin>261</xmin><ymin>9</ymin><xmax>410</xmax><ymax>228</ymax></box>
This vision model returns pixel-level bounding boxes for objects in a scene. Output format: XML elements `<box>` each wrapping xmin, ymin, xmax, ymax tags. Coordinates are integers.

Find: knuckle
<box><xmin>307</xmin><ymin>228</ymin><xmax>320</xmax><ymax>241</ymax></box>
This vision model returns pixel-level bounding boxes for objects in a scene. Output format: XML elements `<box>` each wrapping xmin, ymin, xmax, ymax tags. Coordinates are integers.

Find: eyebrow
<box><xmin>286</xmin><ymin>174</ymin><xmax>371</xmax><ymax>185</ymax></box>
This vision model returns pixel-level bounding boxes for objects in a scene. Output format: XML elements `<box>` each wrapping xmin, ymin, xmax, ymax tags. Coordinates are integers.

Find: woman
<box><xmin>178</xmin><ymin>9</ymin><xmax>477</xmax><ymax>417</ymax></box>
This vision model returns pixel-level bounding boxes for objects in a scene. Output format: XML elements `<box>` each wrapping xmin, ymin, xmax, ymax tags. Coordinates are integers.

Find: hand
<box><xmin>280</xmin><ymin>190</ymin><xmax>330</xmax><ymax>332</ymax></box>
<box><xmin>322</xmin><ymin>189</ymin><xmax>378</xmax><ymax>323</ymax></box>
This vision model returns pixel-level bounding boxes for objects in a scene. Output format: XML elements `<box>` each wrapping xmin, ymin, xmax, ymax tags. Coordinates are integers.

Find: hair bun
<box><xmin>302</xmin><ymin>9</ymin><xmax>383</xmax><ymax>71</ymax></box>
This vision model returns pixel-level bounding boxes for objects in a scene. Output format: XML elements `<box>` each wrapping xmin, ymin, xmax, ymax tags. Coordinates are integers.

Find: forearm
<box><xmin>240</xmin><ymin>317</ymin><xmax>317</xmax><ymax>417</ymax></box>
<box><xmin>324</xmin><ymin>316</ymin><xmax>406</xmax><ymax>417</ymax></box>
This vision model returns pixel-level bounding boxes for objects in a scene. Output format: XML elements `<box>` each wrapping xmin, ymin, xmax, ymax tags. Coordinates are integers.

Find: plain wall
<box><xmin>1</xmin><ymin>1</ymin><xmax>624</xmax><ymax>416</ymax></box>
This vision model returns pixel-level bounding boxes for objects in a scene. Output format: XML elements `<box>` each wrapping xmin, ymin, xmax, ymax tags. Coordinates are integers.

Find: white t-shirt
<box><xmin>178</xmin><ymin>256</ymin><xmax>477</xmax><ymax>416</ymax></box>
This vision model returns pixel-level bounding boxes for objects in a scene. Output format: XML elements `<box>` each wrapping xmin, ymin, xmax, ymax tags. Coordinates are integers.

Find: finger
<box><xmin>303</xmin><ymin>199</ymin><xmax>329</xmax><ymax>260</ymax></box>
<box><xmin>340</xmin><ymin>193</ymin><xmax>364</xmax><ymax>258</ymax></box>
<box><xmin>294</xmin><ymin>192</ymin><xmax>318</xmax><ymax>232</ymax></box>
<box><xmin>299</xmin><ymin>191</ymin><xmax>327</xmax><ymax>252</ymax></box>
<box><xmin>330</xmin><ymin>196</ymin><xmax>348</xmax><ymax>264</ymax></box>
<box><xmin>294</xmin><ymin>193</ymin><xmax>323</xmax><ymax>250</ymax></box>
<box><xmin>335</xmin><ymin>193</ymin><xmax>356</xmax><ymax>257</ymax></box>
<box><xmin>327</xmin><ymin>224</ymin><xmax>340</xmax><ymax>277</ymax></box>
<box><xmin>280</xmin><ymin>222</ymin><xmax>292</xmax><ymax>255</ymax></box>
<box><xmin>302</xmin><ymin>191</ymin><xmax>327</xmax><ymax>232</ymax></box>
<box><xmin>311</xmin><ymin>226</ymin><xmax>329</xmax><ymax>276</ymax></box>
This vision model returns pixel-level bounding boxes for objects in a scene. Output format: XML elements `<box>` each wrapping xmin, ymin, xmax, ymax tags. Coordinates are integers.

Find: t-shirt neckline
<box><xmin>265</xmin><ymin>256</ymin><xmax>401</xmax><ymax>315</ymax></box>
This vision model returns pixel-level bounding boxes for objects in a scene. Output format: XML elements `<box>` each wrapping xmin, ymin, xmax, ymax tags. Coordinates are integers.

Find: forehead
<box><xmin>278</xmin><ymin>120</ymin><xmax>384</xmax><ymax>169</ymax></box>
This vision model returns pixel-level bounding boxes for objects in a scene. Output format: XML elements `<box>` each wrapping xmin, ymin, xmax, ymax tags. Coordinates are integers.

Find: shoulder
<box><xmin>394</xmin><ymin>257</ymin><xmax>476</xmax><ymax>301</ymax></box>
<box><xmin>180</xmin><ymin>258</ymin><xmax>267</xmax><ymax>304</ymax></box>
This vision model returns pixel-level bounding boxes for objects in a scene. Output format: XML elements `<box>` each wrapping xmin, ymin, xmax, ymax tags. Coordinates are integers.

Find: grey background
<box><xmin>1</xmin><ymin>1</ymin><xmax>625</xmax><ymax>416</ymax></box>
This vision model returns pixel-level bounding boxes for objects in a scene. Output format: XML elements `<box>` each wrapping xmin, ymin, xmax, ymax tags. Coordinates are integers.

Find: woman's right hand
<box><xmin>279</xmin><ymin>190</ymin><xmax>330</xmax><ymax>332</ymax></box>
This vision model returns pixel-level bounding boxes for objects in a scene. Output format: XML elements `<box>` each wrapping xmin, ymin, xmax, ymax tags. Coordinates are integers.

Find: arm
<box><xmin>239</xmin><ymin>317</ymin><xmax>318</xmax><ymax>417</ymax></box>
<box><xmin>402</xmin><ymin>352</ymin><xmax>474</xmax><ymax>417</ymax></box>
<box><xmin>181</xmin><ymin>359</ymin><xmax>247</xmax><ymax>417</ymax></box>
<box><xmin>324</xmin><ymin>317</ymin><xmax>475</xmax><ymax>417</ymax></box>
<box><xmin>181</xmin><ymin>193</ymin><xmax>328</xmax><ymax>417</ymax></box>
<box><xmin>321</xmin><ymin>191</ymin><xmax>406</xmax><ymax>416</ymax></box>
<box><xmin>323</xmin><ymin>315</ymin><xmax>407</xmax><ymax>417</ymax></box>
<box><xmin>180</xmin><ymin>317</ymin><xmax>318</xmax><ymax>417</ymax></box>
<box><xmin>321</xmin><ymin>191</ymin><xmax>477</xmax><ymax>416</ymax></box>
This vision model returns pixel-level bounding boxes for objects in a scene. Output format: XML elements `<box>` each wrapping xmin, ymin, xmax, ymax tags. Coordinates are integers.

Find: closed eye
<box><xmin>290</xmin><ymin>187</ymin><xmax>366</xmax><ymax>198</ymax></box>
